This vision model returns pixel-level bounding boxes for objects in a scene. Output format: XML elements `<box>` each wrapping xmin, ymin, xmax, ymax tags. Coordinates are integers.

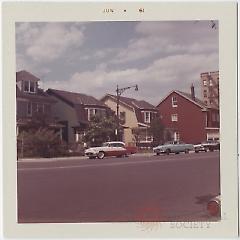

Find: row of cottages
<box><xmin>16</xmin><ymin>70</ymin><xmax>220</xmax><ymax>147</ymax></box>
<box><xmin>101</xmin><ymin>94</ymin><xmax>158</xmax><ymax>146</ymax></box>
<box><xmin>157</xmin><ymin>85</ymin><xmax>220</xmax><ymax>144</ymax></box>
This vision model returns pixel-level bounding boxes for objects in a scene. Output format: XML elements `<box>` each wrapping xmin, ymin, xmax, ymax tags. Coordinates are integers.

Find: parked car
<box><xmin>194</xmin><ymin>140</ymin><xmax>220</xmax><ymax>153</ymax></box>
<box><xmin>85</xmin><ymin>141</ymin><xmax>137</xmax><ymax>159</ymax></box>
<box><xmin>194</xmin><ymin>143</ymin><xmax>208</xmax><ymax>153</ymax></box>
<box><xmin>206</xmin><ymin>140</ymin><xmax>220</xmax><ymax>151</ymax></box>
<box><xmin>153</xmin><ymin>141</ymin><xmax>194</xmax><ymax>155</ymax></box>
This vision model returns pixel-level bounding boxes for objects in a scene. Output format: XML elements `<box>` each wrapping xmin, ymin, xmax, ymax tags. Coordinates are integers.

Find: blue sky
<box><xmin>16</xmin><ymin>21</ymin><xmax>218</xmax><ymax>105</ymax></box>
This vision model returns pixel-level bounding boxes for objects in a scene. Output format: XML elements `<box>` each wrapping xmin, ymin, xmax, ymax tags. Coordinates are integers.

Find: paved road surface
<box><xmin>17</xmin><ymin>152</ymin><xmax>220</xmax><ymax>223</ymax></box>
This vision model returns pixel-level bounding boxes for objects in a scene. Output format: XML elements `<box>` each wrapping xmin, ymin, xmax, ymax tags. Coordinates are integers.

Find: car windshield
<box><xmin>102</xmin><ymin>143</ymin><xmax>109</xmax><ymax>147</ymax></box>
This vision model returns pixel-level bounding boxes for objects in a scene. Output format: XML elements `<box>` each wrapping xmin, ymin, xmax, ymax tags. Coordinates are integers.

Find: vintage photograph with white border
<box><xmin>2</xmin><ymin>2</ymin><xmax>238</xmax><ymax>238</ymax></box>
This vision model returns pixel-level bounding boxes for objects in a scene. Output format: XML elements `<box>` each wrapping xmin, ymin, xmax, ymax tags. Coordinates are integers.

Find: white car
<box><xmin>85</xmin><ymin>141</ymin><xmax>128</xmax><ymax>159</ymax></box>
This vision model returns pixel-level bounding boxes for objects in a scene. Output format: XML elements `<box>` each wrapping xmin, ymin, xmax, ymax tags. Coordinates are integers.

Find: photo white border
<box><xmin>2</xmin><ymin>2</ymin><xmax>238</xmax><ymax>238</ymax></box>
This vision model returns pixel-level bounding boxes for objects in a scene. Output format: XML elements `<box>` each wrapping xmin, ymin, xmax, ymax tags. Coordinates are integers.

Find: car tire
<box><xmin>97</xmin><ymin>151</ymin><xmax>105</xmax><ymax>159</ymax></box>
<box><xmin>89</xmin><ymin>156</ymin><xmax>95</xmax><ymax>159</ymax></box>
<box><xmin>156</xmin><ymin>152</ymin><xmax>160</xmax><ymax>156</ymax></box>
<box><xmin>166</xmin><ymin>149</ymin><xmax>171</xmax><ymax>155</ymax></box>
<box><xmin>195</xmin><ymin>150</ymin><xmax>199</xmax><ymax>153</ymax></box>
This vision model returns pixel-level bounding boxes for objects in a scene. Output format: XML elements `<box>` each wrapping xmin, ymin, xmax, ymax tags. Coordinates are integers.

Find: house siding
<box><xmin>50</xmin><ymin>96</ymin><xmax>79</xmax><ymax>143</ymax></box>
<box><xmin>103</xmin><ymin>98</ymin><xmax>138</xmax><ymax>146</ymax></box>
<box><xmin>17</xmin><ymin>100</ymin><xmax>28</xmax><ymax>118</ymax></box>
<box><xmin>157</xmin><ymin>92</ymin><xmax>207</xmax><ymax>144</ymax></box>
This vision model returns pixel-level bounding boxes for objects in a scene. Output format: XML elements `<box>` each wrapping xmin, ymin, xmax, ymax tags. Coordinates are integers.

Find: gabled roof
<box><xmin>101</xmin><ymin>94</ymin><xmax>158</xmax><ymax>126</ymax></box>
<box><xmin>47</xmin><ymin>89</ymin><xmax>107</xmax><ymax>108</ymax></box>
<box><xmin>157</xmin><ymin>90</ymin><xmax>218</xmax><ymax>110</ymax></box>
<box><xmin>16</xmin><ymin>70</ymin><xmax>40</xmax><ymax>82</ymax></box>
<box><xmin>103</xmin><ymin>94</ymin><xmax>157</xmax><ymax>111</ymax></box>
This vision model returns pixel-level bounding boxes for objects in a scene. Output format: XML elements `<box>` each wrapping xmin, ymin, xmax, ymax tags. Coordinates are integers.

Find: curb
<box><xmin>17</xmin><ymin>153</ymin><xmax>154</xmax><ymax>163</ymax></box>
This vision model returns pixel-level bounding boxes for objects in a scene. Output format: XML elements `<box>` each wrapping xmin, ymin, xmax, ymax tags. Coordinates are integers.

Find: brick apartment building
<box><xmin>156</xmin><ymin>85</ymin><xmax>220</xmax><ymax>144</ymax></box>
<box><xmin>200</xmin><ymin>71</ymin><xmax>219</xmax><ymax>108</ymax></box>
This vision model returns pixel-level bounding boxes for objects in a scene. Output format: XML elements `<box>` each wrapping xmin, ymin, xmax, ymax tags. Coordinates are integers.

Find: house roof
<box><xmin>16</xmin><ymin>85</ymin><xmax>56</xmax><ymax>103</ymax></box>
<box><xmin>47</xmin><ymin>88</ymin><xmax>107</xmax><ymax>108</ymax></box>
<box><xmin>16</xmin><ymin>70</ymin><xmax>40</xmax><ymax>82</ymax></box>
<box><xmin>157</xmin><ymin>90</ymin><xmax>219</xmax><ymax>110</ymax></box>
<box><xmin>104</xmin><ymin>94</ymin><xmax>157</xmax><ymax>111</ymax></box>
<box><xmin>102</xmin><ymin>94</ymin><xmax>158</xmax><ymax>127</ymax></box>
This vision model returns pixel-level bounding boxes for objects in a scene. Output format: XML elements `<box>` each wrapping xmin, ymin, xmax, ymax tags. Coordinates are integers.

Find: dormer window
<box><xmin>23</xmin><ymin>80</ymin><xmax>36</xmax><ymax>93</ymax></box>
<box><xmin>172</xmin><ymin>96</ymin><xmax>177</xmax><ymax>107</ymax></box>
<box><xmin>143</xmin><ymin>111</ymin><xmax>151</xmax><ymax>123</ymax></box>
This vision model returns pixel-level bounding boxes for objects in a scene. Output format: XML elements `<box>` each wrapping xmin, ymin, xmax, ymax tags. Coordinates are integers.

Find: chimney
<box><xmin>191</xmin><ymin>84</ymin><xmax>195</xmax><ymax>101</ymax></box>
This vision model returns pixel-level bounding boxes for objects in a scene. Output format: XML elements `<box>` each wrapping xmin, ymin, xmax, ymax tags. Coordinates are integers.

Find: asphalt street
<box><xmin>17</xmin><ymin>151</ymin><xmax>220</xmax><ymax>223</ymax></box>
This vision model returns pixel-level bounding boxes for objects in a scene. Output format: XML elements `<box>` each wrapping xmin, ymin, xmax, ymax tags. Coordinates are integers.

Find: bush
<box><xmin>17</xmin><ymin>128</ymin><xmax>68</xmax><ymax>158</ymax></box>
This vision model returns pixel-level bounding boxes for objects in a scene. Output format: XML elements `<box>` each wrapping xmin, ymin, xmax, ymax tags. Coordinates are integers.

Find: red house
<box><xmin>156</xmin><ymin>86</ymin><xmax>220</xmax><ymax>144</ymax></box>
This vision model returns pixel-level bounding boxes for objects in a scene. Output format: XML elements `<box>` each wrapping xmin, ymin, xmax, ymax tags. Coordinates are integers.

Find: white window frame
<box><xmin>143</xmin><ymin>111</ymin><xmax>151</xmax><ymax>123</ymax></box>
<box><xmin>23</xmin><ymin>80</ymin><xmax>36</xmax><ymax>93</ymax></box>
<box><xmin>203</xmin><ymin>80</ymin><xmax>207</xmax><ymax>86</ymax></box>
<box><xmin>171</xmin><ymin>114</ymin><xmax>178</xmax><ymax>122</ymax></box>
<box><xmin>172</xmin><ymin>96</ymin><xmax>178</xmax><ymax>107</ymax></box>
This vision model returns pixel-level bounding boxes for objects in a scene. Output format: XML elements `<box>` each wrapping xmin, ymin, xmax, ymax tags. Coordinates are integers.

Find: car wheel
<box><xmin>156</xmin><ymin>152</ymin><xmax>160</xmax><ymax>156</ymax></box>
<box><xmin>89</xmin><ymin>156</ymin><xmax>95</xmax><ymax>159</ymax></box>
<box><xmin>195</xmin><ymin>150</ymin><xmax>199</xmax><ymax>153</ymax></box>
<box><xmin>97</xmin><ymin>151</ymin><xmax>105</xmax><ymax>159</ymax></box>
<box><xmin>185</xmin><ymin>149</ymin><xmax>189</xmax><ymax>154</ymax></box>
<box><xmin>166</xmin><ymin>149</ymin><xmax>171</xmax><ymax>155</ymax></box>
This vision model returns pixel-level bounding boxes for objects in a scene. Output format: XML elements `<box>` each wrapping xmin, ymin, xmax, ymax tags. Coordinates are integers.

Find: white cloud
<box><xmin>16</xmin><ymin>23</ymin><xmax>85</xmax><ymax>62</ymax></box>
<box><xmin>112</xmin><ymin>21</ymin><xmax>218</xmax><ymax>65</ymax></box>
<box><xmin>46</xmin><ymin>51</ymin><xmax>218</xmax><ymax>105</ymax></box>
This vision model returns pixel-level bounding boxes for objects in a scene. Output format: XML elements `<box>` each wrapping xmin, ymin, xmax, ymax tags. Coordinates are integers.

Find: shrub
<box><xmin>17</xmin><ymin>128</ymin><xmax>68</xmax><ymax>158</ymax></box>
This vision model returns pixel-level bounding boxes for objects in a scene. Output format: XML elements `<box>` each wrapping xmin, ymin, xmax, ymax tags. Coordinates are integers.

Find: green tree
<box><xmin>149</xmin><ymin>117</ymin><xmax>165</xmax><ymax>146</ymax></box>
<box><xmin>83</xmin><ymin>115</ymin><xmax>123</xmax><ymax>147</ymax></box>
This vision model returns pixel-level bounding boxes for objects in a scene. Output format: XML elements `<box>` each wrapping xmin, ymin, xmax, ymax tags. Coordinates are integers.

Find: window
<box><xmin>24</xmin><ymin>81</ymin><xmax>29</xmax><ymax>92</ymax></box>
<box><xmin>172</xmin><ymin>96</ymin><xmax>177</xmax><ymax>107</ymax></box>
<box><xmin>27</xmin><ymin>102</ymin><xmax>32</xmax><ymax>116</ymax></box>
<box><xmin>30</xmin><ymin>81</ymin><xmax>36</xmax><ymax>93</ymax></box>
<box><xmin>87</xmin><ymin>108</ymin><xmax>105</xmax><ymax>121</ymax></box>
<box><xmin>23</xmin><ymin>80</ymin><xmax>36</xmax><ymax>93</ymax></box>
<box><xmin>203</xmin><ymin>80</ymin><xmax>207</xmax><ymax>86</ymax></box>
<box><xmin>174</xmin><ymin>132</ymin><xmax>180</xmax><ymax>141</ymax></box>
<box><xmin>171</xmin><ymin>114</ymin><xmax>178</xmax><ymax>122</ymax></box>
<box><xmin>144</xmin><ymin>111</ymin><xmax>151</xmax><ymax>123</ymax></box>
<box><xmin>88</xmin><ymin>109</ymin><xmax>95</xmax><ymax>120</ymax></box>
<box><xmin>209</xmin><ymin>80</ymin><xmax>213</xmax><ymax>86</ymax></box>
<box><xmin>203</xmin><ymin>90</ymin><xmax>207</xmax><ymax>97</ymax></box>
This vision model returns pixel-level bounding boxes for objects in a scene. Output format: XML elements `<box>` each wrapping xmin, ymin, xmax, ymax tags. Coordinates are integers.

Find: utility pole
<box><xmin>116</xmin><ymin>84</ymin><xmax>138</xmax><ymax>141</ymax></box>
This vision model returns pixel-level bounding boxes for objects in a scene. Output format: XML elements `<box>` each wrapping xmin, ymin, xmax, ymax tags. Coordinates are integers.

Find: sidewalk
<box><xmin>17</xmin><ymin>152</ymin><xmax>154</xmax><ymax>163</ymax></box>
